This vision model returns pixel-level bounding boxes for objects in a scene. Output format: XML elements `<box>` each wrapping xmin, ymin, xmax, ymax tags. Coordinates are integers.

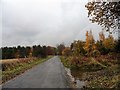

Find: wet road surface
<box><xmin>2</xmin><ymin>56</ymin><xmax>70</xmax><ymax>88</ymax></box>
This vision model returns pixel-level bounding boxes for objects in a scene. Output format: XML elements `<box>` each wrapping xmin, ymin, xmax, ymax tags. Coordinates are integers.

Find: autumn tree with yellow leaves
<box><xmin>84</xmin><ymin>30</ymin><xmax>96</xmax><ymax>56</ymax></box>
<box><xmin>96</xmin><ymin>31</ymin><xmax>116</xmax><ymax>54</ymax></box>
<box><xmin>103</xmin><ymin>35</ymin><xmax>115</xmax><ymax>51</ymax></box>
<box><xmin>71</xmin><ymin>40</ymin><xmax>86</xmax><ymax>56</ymax></box>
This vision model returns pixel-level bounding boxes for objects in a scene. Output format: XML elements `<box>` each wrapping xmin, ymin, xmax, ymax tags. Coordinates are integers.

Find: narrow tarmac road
<box><xmin>2</xmin><ymin>56</ymin><xmax>70</xmax><ymax>88</ymax></box>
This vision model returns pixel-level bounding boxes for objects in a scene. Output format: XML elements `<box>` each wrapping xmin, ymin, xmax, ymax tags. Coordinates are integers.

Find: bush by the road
<box><xmin>60</xmin><ymin>53</ymin><xmax>120</xmax><ymax>88</ymax></box>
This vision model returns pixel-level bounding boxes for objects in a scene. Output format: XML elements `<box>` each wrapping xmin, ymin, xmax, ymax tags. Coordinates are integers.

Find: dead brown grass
<box><xmin>1</xmin><ymin>58</ymin><xmax>37</xmax><ymax>71</ymax></box>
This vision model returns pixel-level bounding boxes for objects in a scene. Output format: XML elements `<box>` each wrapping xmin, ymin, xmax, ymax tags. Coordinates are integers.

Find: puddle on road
<box><xmin>65</xmin><ymin>68</ymin><xmax>86</xmax><ymax>88</ymax></box>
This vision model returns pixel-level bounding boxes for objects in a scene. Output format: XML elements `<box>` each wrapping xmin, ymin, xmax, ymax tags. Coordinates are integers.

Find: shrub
<box><xmin>91</xmin><ymin>50</ymin><xmax>100</xmax><ymax>57</ymax></box>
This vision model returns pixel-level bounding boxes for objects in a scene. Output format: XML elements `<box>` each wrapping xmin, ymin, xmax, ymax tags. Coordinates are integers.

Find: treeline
<box><xmin>62</xmin><ymin>31</ymin><xmax>120</xmax><ymax>57</ymax></box>
<box><xmin>1</xmin><ymin>45</ymin><xmax>57</xmax><ymax>59</ymax></box>
<box><xmin>1</xmin><ymin>31</ymin><xmax>119</xmax><ymax>59</ymax></box>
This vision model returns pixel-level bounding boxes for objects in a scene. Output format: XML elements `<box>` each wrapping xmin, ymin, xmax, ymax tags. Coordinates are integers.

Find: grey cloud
<box><xmin>2</xmin><ymin>0</ymin><xmax>107</xmax><ymax>47</ymax></box>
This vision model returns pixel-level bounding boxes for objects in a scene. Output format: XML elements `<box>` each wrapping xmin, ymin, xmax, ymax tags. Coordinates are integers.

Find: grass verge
<box><xmin>1</xmin><ymin>56</ymin><xmax>52</xmax><ymax>84</ymax></box>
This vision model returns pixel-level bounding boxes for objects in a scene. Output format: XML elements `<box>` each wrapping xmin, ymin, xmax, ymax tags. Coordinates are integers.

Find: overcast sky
<box><xmin>1</xmin><ymin>0</ymin><xmax>117</xmax><ymax>47</ymax></box>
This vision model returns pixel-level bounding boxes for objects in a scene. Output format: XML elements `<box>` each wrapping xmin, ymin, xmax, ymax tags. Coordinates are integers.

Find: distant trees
<box><xmin>2</xmin><ymin>47</ymin><xmax>16</xmax><ymax>59</ymax></box>
<box><xmin>1</xmin><ymin>45</ymin><xmax>57</xmax><ymax>59</ymax></box>
<box><xmin>0</xmin><ymin>48</ymin><xmax>2</xmax><ymax>59</ymax></box>
<box><xmin>26</xmin><ymin>46</ymin><xmax>32</xmax><ymax>58</ymax></box>
<box><xmin>57</xmin><ymin>44</ymin><xmax>65</xmax><ymax>55</ymax></box>
<box><xmin>47</xmin><ymin>46</ymin><xmax>55</xmax><ymax>55</ymax></box>
<box><xmin>32</xmin><ymin>45</ymin><xmax>42</xmax><ymax>57</ymax></box>
<box><xmin>2</xmin><ymin>32</ymin><xmax>119</xmax><ymax>59</ymax></box>
<box><xmin>62</xmin><ymin>47</ymin><xmax>71</xmax><ymax>56</ymax></box>
<box><xmin>17</xmin><ymin>46</ymin><xmax>26</xmax><ymax>58</ymax></box>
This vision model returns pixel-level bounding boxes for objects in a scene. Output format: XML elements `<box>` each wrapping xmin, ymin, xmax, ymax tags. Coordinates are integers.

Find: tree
<box><xmin>95</xmin><ymin>32</ymin><xmax>109</xmax><ymax>55</ymax></box>
<box><xmin>84</xmin><ymin>30</ymin><xmax>96</xmax><ymax>56</ymax></box>
<box><xmin>25</xmin><ymin>46</ymin><xmax>31</xmax><ymax>57</ymax></box>
<box><xmin>99</xmin><ymin>31</ymin><xmax>105</xmax><ymax>41</ymax></box>
<box><xmin>71</xmin><ymin>40</ymin><xmax>86</xmax><ymax>56</ymax></box>
<box><xmin>32</xmin><ymin>45</ymin><xmax>42</xmax><ymax>57</ymax></box>
<box><xmin>2</xmin><ymin>47</ymin><xmax>7</xmax><ymax>59</ymax></box>
<box><xmin>0</xmin><ymin>48</ymin><xmax>2</xmax><ymax>59</ymax></box>
<box><xmin>57</xmin><ymin>44</ymin><xmax>65</xmax><ymax>55</ymax></box>
<box><xmin>1</xmin><ymin>44</ymin><xmax>52</xmax><ymax>59</ymax></box>
<box><xmin>85</xmin><ymin>1</ymin><xmax>120</xmax><ymax>33</ymax></box>
<box><xmin>103</xmin><ymin>35</ymin><xmax>115</xmax><ymax>51</ymax></box>
<box><xmin>62</xmin><ymin>47</ymin><xmax>71</xmax><ymax>56</ymax></box>
<box><xmin>47</xmin><ymin>46</ymin><xmax>55</xmax><ymax>55</ymax></box>
<box><xmin>41</xmin><ymin>46</ymin><xmax>47</xmax><ymax>58</ymax></box>
<box><xmin>16</xmin><ymin>46</ymin><xmax>27</xmax><ymax>58</ymax></box>
<box><xmin>114</xmin><ymin>39</ymin><xmax>120</xmax><ymax>52</ymax></box>
<box><xmin>96</xmin><ymin>40</ymin><xmax>108</xmax><ymax>55</ymax></box>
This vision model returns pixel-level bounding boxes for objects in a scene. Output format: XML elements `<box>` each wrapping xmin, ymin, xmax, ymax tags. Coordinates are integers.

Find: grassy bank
<box><xmin>60</xmin><ymin>54</ymin><xmax>120</xmax><ymax>88</ymax></box>
<box><xmin>1</xmin><ymin>56</ymin><xmax>52</xmax><ymax>84</ymax></box>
